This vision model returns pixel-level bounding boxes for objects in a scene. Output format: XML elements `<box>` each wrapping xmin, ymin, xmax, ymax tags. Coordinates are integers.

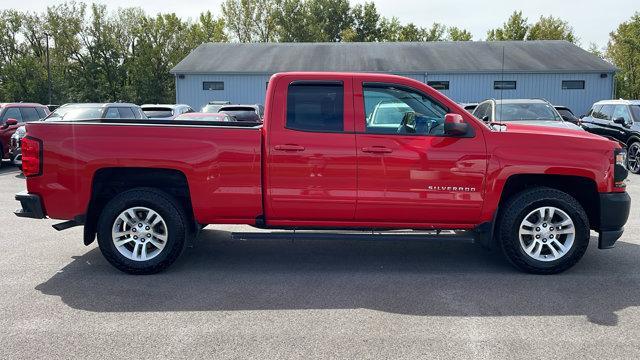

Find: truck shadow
<box><xmin>36</xmin><ymin>229</ymin><xmax>640</xmax><ymax>326</ymax></box>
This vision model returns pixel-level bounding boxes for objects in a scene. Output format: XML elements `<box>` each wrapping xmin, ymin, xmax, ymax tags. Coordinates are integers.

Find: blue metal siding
<box><xmin>177</xmin><ymin>72</ymin><xmax>614</xmax><ymax>116</ymax></box>
<box><xmin>425</xmin><ymin>72</ymin><xmax>613</xmax><ymax>115</ymax></box>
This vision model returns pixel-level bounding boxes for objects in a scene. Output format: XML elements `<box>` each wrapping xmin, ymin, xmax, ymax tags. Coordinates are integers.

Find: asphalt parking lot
<box><xmin>1</xmin><ymin>165</ymin><xmax>639</xmax><ymax>359</ymax></box>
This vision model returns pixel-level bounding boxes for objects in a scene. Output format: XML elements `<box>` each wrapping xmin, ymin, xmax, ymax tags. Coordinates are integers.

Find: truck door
<box><xmin>354</xmin><ymin>79</ymin><xmax>487</xmax><ymax>225</ymax></box>
<box><xmin>265</xmin><ymin>76</ymin><xmax>357</xmax><ymax>224</ymax></box>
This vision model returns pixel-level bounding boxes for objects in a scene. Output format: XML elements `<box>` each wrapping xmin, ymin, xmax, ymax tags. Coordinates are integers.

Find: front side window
<box><xmin>630</xmin><ymin>105</ymin><xmax>640</xmax><ymax>122</ymax></box>
<box><xmin>363</xmin><ymin>84</ymin><xmax>448</xmax><ymax>135</ymax></box>
<box><xmin>473</xmin><ymin>102</ymin><xmax>492</xmax><ymax>121</ymax></box>
<box><xmin>286</xmin><ymin>82</ymin><xmax>344</xmax><ymax>132</ymax></box>
<box><xmin>2</xmin><ymin>108</ymin><xmax>23</xmax><ymax>122</ymax></box>
<box><xmin>20</xmin><ymin>107</ymin><xmax>40</xmax><ymax>122</ymax></box>
<box><xmin>105</xmin><ymin>108</ymin><xmax>120</xmax><ymax>119</ymax></box>
<box><xmin>612</xmin><ymin>105</ymin><xmax>632</xmax><ymax>124</ymax></box>
<box><xmin>598</xmin><ymin>105</ymin><xmax>615</xmax><ymax>120</ymax></box>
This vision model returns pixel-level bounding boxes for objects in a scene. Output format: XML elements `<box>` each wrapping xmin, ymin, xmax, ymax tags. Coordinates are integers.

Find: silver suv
<box><xmin>472</xmin><ymin>98</ymin><xmax>583</xmax><ymax>130</ymax></box>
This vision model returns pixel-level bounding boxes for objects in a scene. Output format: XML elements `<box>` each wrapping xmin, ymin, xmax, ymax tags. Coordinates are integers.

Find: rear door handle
<box><xmin>361</xmin><ymin>146</ymin><xmax>393</xmax><ymax>154</ymax></box>
<box><xmin>274</xmin><ymin>144</ymin><xmax>306</xmax><ymax>152</ymax></box>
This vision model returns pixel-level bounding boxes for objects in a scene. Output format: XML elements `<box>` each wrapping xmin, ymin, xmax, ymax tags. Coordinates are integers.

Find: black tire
<box><xmin>97</xmin><ymin>188</ymin><xmax>189</xmax><ymax>274</ymax></box>
<box><xmin>498</xmin><ymin>187</ymin><xmax>590</xmax><ymax>275</ymax></box>
<box><xmin>626</xmin><ymin>141</ymin><xmax>640</xmax><ymax>174</ymax></box>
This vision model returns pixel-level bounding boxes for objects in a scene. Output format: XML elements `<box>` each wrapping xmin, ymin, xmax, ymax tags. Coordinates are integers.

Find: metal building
<box><xmin>171</xmin><ymin>41</ymin><xmax>616</xmax><ymax>115</ymax></box>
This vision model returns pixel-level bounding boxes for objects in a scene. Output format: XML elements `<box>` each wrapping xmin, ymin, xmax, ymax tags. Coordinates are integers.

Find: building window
<box><xmin>203</xmin><ymin>81</ymin><xmax>224</xmax><ymax>91</ymax></box>
<box><xmin>427</xmin><ymin>81</ymin><xmax>449</xmax><ymax>90</ymax></box>
<box><xmin>494</xmin><ymin>81</ymin><xmax>516</xmax><ymax>90</ymax></box>
<box><xmin>286</xmin><ymin>82</ymin><xmax>344</xmax><ymax>132</ymax></box>
<box><xmin>562</xmin><ymin>80</ymin><xmax>585</xmax><ymax>90</ymax></box>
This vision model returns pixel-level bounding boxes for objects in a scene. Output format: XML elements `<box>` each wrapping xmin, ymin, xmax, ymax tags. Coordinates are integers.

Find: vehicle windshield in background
<box><xmin>142</xmin><ymin>108</ymin><xmax>174</xmax><ymax>118</ymax></box>
<box><xmin>174</xmin><ymin>113</ymin><xmax>235</xmax><ymax>121</ymax></box>
<box><xmin>495</xmin><ymin>103</ymin><xmax>562</xmax><ymax>121</ymax></box>
<box><xmin>219</xmin><ymin>108</ymin><xmax>261</xmax><ymax>122</ymax></box>
<box><xmin>631</xmin><ymin>105</ymin><xmax>640</xmax><ymax>122</ymax></box>
<box><xmin>46</xmin><ymin>106</ymin><xmax>103</xmax><ymax>121</ymax></box>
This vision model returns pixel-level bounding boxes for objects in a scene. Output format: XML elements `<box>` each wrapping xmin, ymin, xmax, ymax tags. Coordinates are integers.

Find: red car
<box><xmin>0</xmin><ymin>103</ymin><xmax>49</xmax><ymax>162</ymax></box>
<box><xmin>15</xmin><ymin>72</ymin><xmax>630</xmax><ymax>275</ymax></box>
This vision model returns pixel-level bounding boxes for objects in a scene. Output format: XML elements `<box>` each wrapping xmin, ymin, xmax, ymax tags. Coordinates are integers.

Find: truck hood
<box><xmin>492</xmin><ymin>122</ymin><xmax>617</xmax><ymax>147</ymax></box>
<box><xmin>501</xmin><ymin>120</ymin><xmax>583</xmax><ymax>131</ymax></box>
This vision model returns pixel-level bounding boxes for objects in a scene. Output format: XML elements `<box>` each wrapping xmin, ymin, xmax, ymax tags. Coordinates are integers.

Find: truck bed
<box><xmin>24</xmin><ymin>120</ymin><xmax>264</xmax><ymax>224</ymax></box>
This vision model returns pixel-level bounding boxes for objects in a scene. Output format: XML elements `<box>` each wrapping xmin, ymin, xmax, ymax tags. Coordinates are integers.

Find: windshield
<box><xmin>142</xmin><ymin>107</ymin><xmax>174</xmax><ymax>118</ymax></box>
<box><xmin>202</xmin><ymin>105</ymin><xmax>225</xmax><ymax>113</ymax></box>
<box><xmin>46</xmin><ymin>105</ymin><xmax>103</xmax><ymax>121</ymax></box>
<box><xmin>631</xmin><ymin>105</ymin><xmax>640</xmax><ymax>122</ymax></box>
<box><xmin>495</xmin><ymin>103</ymin><xmax>562</xmax><ymax>121</ymax></box>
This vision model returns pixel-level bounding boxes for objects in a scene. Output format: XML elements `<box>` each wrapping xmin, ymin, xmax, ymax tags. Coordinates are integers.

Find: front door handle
<box><xmin>361</xmin><ymin>146</ymin><xmax>393</xmax><ymax>154</ymax></box>
<box><xmin>274</xmin><ymin>144</ymin><xmax>306</xmax><ymax>152</ymax></box>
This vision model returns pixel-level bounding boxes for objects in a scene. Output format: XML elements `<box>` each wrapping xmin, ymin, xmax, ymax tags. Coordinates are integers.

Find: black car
<box><xmin>581</xmin><ymin>100</ymin><xmax>640</xmax><ymax>173</ymax></box>
<box><xmin>554</xmin><ymin>105</ymin><xmax>580</xmax><ymax>125</ymax></box>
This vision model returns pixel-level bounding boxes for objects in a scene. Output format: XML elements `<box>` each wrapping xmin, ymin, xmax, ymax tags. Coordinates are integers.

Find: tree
<box><xmin>306</xmin><ymin>0</ymin><xmax>352</xmax><ymax>42</ymax></box>
<box><xmin>379</xmin><ymin>16</ymin><xmax>403</xmax><ymax>42</ymax></box>
<box><xmin>528</xmin><ymin>15</ymin><xmax>576</xmax><ymax>43</ymax></box>
<box><xmin>343</xmin><ymin>2</ymin><xmax>381</xmax><ymax>42</ymax></box>
<box><xmin>422</xmin><ymin>23</ymin><xmax>446</xmax><ymax>41</ymax></box>
<box><xmin>607</xmin><ymin>12</ymin><xmax>640</xmax><ymax>99</ymax></box>
<box><xmin>487</xmin><ymin>11</ymin><xmax>529</xmax><ymax>41</ymax></box>
<box><xmin>273</xmin><ymin>0</ymin><xmax>314</xmax><ymax>42</ymax></box>
<box><xmin>222</xmin><ymin>0</ymin><xmax>276</xmax><ymax>42</ymax></box>
<box><xmin>447</xmin><ymin>26</ymin><xmax>472</xmax><ymax>41</ymax></box>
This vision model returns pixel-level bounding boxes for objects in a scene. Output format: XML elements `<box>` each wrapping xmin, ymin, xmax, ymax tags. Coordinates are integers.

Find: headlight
<box><xmin>614</xmin><ymin>148</ymin><xmax>628</xmax><ymax>188</ymax></box>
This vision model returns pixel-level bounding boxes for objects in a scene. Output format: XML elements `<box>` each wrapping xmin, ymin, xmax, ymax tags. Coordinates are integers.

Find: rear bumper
<box><xmin>14</xmin><ymin>191</ymin><xmax>45</xmax><ymax>219</ymax></box>
<box><xmin>598</xmin><ymin>192</ymin><xmax>631</xmax><ymax>249</ymax></box>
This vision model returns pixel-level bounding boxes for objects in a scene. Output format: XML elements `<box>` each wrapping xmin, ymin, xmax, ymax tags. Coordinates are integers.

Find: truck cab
<box><xmin>15</xmin><ymin>72</ymin><xmax>631</xmax><ymax>275</ymax></box>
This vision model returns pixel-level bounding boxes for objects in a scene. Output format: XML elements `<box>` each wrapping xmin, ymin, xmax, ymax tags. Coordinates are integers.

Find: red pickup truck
<box><xmin>15</xmin><ymin>72</ymin><xmax>631</xmax><ymax>275</ymax></box>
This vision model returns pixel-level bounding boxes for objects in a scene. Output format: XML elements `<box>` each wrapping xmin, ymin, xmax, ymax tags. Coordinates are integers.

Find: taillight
<box><xmin>21</xmin><ymin>137</ymin><xmax>42</xmax><ymax>177</ymax></box>
<box><xmin>614</xmin><ymin>148</ymin><xmax>628</xmax><ymax>189</ymax></box>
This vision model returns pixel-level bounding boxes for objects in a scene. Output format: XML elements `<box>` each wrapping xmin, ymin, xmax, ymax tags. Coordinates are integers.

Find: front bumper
<box><xmin>14</xmin><ymin>191</ymin><xmax>45</xmax><ymax>219</ymax></box>
<box><xmin>598</xmin><ymin>192</ymin><xmax>631</xmax><ymax>249</ymax></box>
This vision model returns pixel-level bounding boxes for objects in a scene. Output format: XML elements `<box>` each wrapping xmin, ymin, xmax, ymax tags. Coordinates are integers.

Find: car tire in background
<box><xmin>96</xmin><ymin>188</ymin><xmax>188</xmax><ymax>274</ymax></box>
<box><xmin>498</xmin><ymin>187</ymin><xmax>590</xmax><ymax>275</ymax></box>
<box><xmin>627</xmin><ymin>141</ymin><xmax>640</xmax><ymax>174</ymax></box>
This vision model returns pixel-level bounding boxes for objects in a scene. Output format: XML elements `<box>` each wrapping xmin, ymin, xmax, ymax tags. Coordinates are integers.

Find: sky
<box><xmin>0</xmin><ymin>0</ymin><xmax>637</xmax><ymax>47</ymax></box>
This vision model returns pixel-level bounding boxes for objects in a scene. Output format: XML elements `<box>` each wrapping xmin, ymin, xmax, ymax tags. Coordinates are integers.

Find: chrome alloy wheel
<box><xmin>518</xmin><ymin>206</ymin><xmax>575</xmax><ymax>262</ymax></box>
<box><xmin>627</xmin><ymin>143</ymin><xmax>640</xmax><ymax>174</ymax></box>
<box><xmin>112</xmin><ymin>207</ymin><xmax>168</xmax><ymax>261</ymax></box>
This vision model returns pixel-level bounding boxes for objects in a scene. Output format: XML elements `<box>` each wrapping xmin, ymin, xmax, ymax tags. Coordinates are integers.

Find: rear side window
<box><xmin>20</xmin><ymin>107</ymin><xmax>40</xmax><ymax>122</ymax></box>
<box><xmin>2</xmin><ymin>108</ymin><xmax>23</xmax><ymax>122</ymax></box>
<box><xmin>118</xmin><ymin>107</ymin><xmax>135</xmax><ymax>118</ymax></box>
<box><xmin>286</xmin><ymin>82</ymin><xmax>344</xmax><ymax>132</ymax></box>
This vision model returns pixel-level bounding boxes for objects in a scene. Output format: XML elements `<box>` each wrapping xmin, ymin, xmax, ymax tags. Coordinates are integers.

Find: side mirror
<box><xmin>444</xmin><ymin>113</ymin><xmax>469</xmax><ymax>136</ymax></box>
<box><xmin>481</xmin><ymin>115</ymin><xmax>490</xmax><ymax>122</ymax></box>
<box><xmin>4</xmin><ymin>118</ymin><xmax>18</xmax><ymax>127</ymax></box>
<box><xmin>613</xmin><ymin>117</ymin><xmax>628</xmax><ymax>126</ymax></box>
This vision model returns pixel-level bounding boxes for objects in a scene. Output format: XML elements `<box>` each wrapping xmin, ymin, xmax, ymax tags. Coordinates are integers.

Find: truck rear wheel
<box><xmin>96</xmin><ymin>188</ymin><xmax>188</xmax><ymax>274</ymax></box>
<box><xmin>497</xmin><ymin>187</ymin><xmax>590</xmax><ymax>274</ymax></box>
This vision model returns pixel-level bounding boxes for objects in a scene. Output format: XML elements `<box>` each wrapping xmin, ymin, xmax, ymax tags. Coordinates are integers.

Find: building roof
<box><xmin>171</xmin><ymin>41</ymin><xmax>616</xmax><ymax>75</ymax></box>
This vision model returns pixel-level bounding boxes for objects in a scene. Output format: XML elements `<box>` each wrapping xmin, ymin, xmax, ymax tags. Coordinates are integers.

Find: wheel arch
<box><xmin>84</xmin><ymin>167</ymin><xmax>197</xmax><ymax>246</ymax></box>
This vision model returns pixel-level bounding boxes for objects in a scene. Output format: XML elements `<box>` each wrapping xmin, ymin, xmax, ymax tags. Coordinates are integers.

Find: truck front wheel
<box><xmin>498</xmin><ymin>187</ymin><xmax>590</xmax><ymax>274</ymax></box>
<box><xmin>96</xmin><ymin>188</ymin><xmax>188</xmax><ymax>274</ymax></box>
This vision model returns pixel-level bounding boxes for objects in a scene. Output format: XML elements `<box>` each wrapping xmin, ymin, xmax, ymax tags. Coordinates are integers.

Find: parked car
<box><xmin>141</xmin><ymin>104</ymin><xmax>194</xmax><ymax>119</ymax></box>
<box><xmin>218</xmin><ymin>104</ymin><xmax>264</xmax><ymax>122</ymax></box>
<box><xmin>8</xmin><ymin>126</ymin><xmax>26</xmax><ymax>168</ymax></box>
<box><xmin>581</xmin><ymin>99</ymin><xmax>640</xmax><ymax>173</ymax></box>
<box><xmin>15</xmin><ymin>72</ymin><xmax>629</xmax><ymax>276</ymax></box>
<box><xmin>554</xmin><ymin>105</ymin><xmax>581</xmax><ymax>125</ymax></box>
<box><xmin>44</xmin><ymin>103</ymin><xmax>147</xmax><ymax>121</ymax></box>
<box><xmin>0</xmin><ymin>103</ymin><xmax>49</xmax><ymax>165</ymax></box>
<box><xmin>201</xmin><ymin>101</ymin><xmax>231</xmax><ymax>113</ymax></box>
<box><xmin>174</xmin><ymin>113</ymin><xmax>236</xmax><ymax>122</ymax></box>
<box><xmin>472</xmin><ymin>99</ymin><xmax>583</xmax><ymax>130</ymax></box>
